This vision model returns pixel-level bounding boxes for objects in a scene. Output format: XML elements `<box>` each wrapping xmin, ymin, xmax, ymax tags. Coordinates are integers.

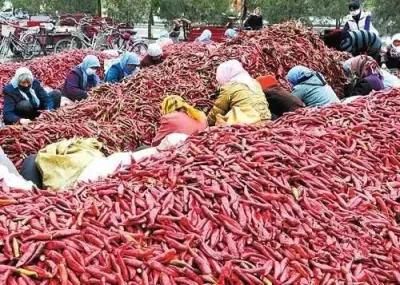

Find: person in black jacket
<box><xmin>3</xmin><ymin>67</ymin><xmax>61</xmax><ymax>125</ymax></box>
<box><xmin>244</xmin><ymin>7</ymin><xmax>263</xmax><ymax>30</ymax></box>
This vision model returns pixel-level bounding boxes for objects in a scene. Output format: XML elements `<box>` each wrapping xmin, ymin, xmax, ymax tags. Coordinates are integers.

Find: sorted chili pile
<box><xmin>0</xmin><ymin>23</ymin><xmax>349</xmax><ymax>166</ymax></box>
<box><xmin>1</xmin><ymin>89</ymin><xmax>400</xmax><ymax>284</ymax></box>
<box><xmin>0</xmin><ymin>49</ymin><xmax>109</xmax><ymax>91</ymax></box>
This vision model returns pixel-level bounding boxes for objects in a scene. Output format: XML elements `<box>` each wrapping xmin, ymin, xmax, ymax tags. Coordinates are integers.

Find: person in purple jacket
<box><xmin>343</xmin><ymin>55</ymin><xmax>384</xmax><ymax>98</ymax></box>
<box><xmin>62</xmin><ymin>55</ymin><xmax>101</xmax><ymax>102</ymax></box>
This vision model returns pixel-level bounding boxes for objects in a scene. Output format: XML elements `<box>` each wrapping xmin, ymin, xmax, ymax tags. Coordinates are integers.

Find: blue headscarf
<box><xmin>78</xmin><ymin>55</ymin><xmax>100</xmax><ymax>88</ymax></box>
<box><xmin>197</xmin><ymin>29</ymin><xmax>212</xmax><ymax>43</ymax></box>
<box><xmin>286</xmin><ymin>66</ymin><xmax>314</xmax><ymax>86</ymax></box>
<box><xmin>225</xmin><ymin>29</ymin><xmax>237</xmax><ymax>39</ymax></box>
<box><xmin>119</xmin><ymin>52</ymin><xmax>140</xmax><ymax>76</ymax></box>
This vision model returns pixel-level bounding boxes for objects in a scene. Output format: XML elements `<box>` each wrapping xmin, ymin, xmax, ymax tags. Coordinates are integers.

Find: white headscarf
<box><xmin>197</xmin><ymin>29</ymin><xmax>212</xmax><ymax>43</ymax></box>
<box><xmin>10</xmin><ymin>67</ymin><xmax>40</xmax><ymax>107</ymax></box>
<box><xmin>216</xmin><ymin>60</ymin><xmax>260</xmax><ymax>93</ymax></box>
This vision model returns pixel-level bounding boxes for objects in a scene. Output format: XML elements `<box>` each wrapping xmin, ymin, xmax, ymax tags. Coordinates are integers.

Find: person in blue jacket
<box><xmin>3</xmin><ymin>67</ymin><xmax>61</xmax><ymax>125</ymax></box>
<box><xmin>62</xmin><ymin>55</ymin><xmax>100</xmax><ymax>102</ymax></box>
<box><xmin>286</xmin><ymin>66</ymin><xmax>340</xmax><ymax>107</ymax></box>
<box><xmin>105</xmin><ymin>52</ymin><xmax>140</xmax><ymax>83</ymax></box>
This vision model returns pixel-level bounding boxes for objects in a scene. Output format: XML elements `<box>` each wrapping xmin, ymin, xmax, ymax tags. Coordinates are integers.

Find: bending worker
<box><xmin>62</xmin><ymin>55</ymin><xmax>101</xmax><ymax>102</ymax></box>
<box><xmin>286</xmin><ymin>66</ymin><xmax>340</xmax><ymax>107</ymax></box>
<box><xmin>3</xmin><ymin>67</ymin><xmax>61</xmax><ymax>125</ymax></box>
<box><xmin>323</xmin><ymin>29</ymin><xmax>382</xmax><ymax>62</ymax></box>
<box><xmin>257</xmin><ymin>74</ymin><xmax>305</xmax><ymax>119</ymax></box>
<box><xmin>105</xmin><ymin>52</ymin><xmax>140</xmax><ymax>83</ymax></box>
<box><xmin>141</xmin><ymin>43</ymin><xmax>165</xmax><ymax>68</ymax></box>
<box><xmin>208</xmin><ymin>59</ymin><xmax>271</xmax><ymax>126</ymax></box>
<box><xmin>152</xmin><ymin>95</ymin><xmax>208</xmax><ymax>146</ymax></box>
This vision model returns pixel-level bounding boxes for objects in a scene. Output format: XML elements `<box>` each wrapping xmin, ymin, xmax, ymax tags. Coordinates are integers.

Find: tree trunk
<box><xmin>148</xmin><ymin>5</ymin><xmax>153</xmax><ymax>39</ymax></box>
<box><xmin>97</xmin><ymin>0</ymin><xmax>102</xmax><ymax>17</ymax></box>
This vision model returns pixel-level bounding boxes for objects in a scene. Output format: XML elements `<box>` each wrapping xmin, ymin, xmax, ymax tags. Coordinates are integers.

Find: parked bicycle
<box><xmin>0</xmin><ymin>22</ymin><xmax>41</xmax><ymax>60</ymax></box>
<box><xmin>54</xmin><ymin>17</ymin><xmax>107</xmax><ymax>53</ymax></box>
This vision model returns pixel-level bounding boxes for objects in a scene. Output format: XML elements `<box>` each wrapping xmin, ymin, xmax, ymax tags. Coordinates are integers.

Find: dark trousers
<box><xmin>20</xmin><ymin>154</ymin><xmax>42</xmax><ymax>188</ymax></box>
<box><xmin>15</xmin><ymin>90</ymin><xmax>62</xmax><ymax>120</ymax></box>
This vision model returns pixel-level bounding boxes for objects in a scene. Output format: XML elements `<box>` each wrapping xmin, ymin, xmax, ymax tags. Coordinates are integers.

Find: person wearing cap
<box><xmin>344</xmin><ymin>0</ymin><xmax>378</xmax><ymax>35</ymax></box>
<box><xmin>105</xmin><ymin>52</ymin><xmax>140</xmax><ymax>83</ymax></box>
<box><xmin>141</xmin><ymin>43</ymin><xmax>166</xmax><ymax>68</ymax></box>
<box><xmin>244</xmin><ymin>7</ymin><xmax>263</xmax><ymax>31</ymax></box>
<box><xmin>383</xmin><ymin>34</ymin><xmax>400</xmax><ymax>70</ymax></box>
<box><xmin>62</xmin><ymin>55</ymin><xmax>101</xmax><ymax>102</ymax></box>
<box><xmin>152</xmin><ymin>94</ymin><xmax>208</xmax><ymax>146</ymax></box>
<box><xmin>323</xmin><ymin>29</ymin><xmax>382</xmax><ymax>62</ymax></box>
<box><xmin>207</xmin><ymin>60</ymin><xmax>271</xmax><ymax>126</ymax></box>
<box><xmin>3</xmin><ymin>67</ymin><xmax>61</xmax><ymax>125</ymax></box>
<box><xmin>196</xmin><ymin>29</ymin><xmax>213</xmax><ymax>44</ymax></box>
<box><xmin>286</xmin><ymin>66</ymin><xmax>340</xmax><ymax>107</ymax></box>
<box><xmin>256</xmin><ymin>75</ymin><xmax>305</xmax><ymax>119</ymax></box>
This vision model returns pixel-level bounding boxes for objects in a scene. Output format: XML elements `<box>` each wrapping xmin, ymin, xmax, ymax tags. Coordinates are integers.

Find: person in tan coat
<box><xmin>207</xmin><ymin>60</ymin><xmax>271</xmax><ymax>126</ymax></box>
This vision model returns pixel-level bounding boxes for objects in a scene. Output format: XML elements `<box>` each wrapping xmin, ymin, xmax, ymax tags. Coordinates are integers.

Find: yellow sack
<box><xmin>216</xmin><ymin>106</ymin><xmax>261</xmax><ymax>126</ymax></box>
<box><xmin>36</xmin><ymin>138</ymin><xmax>104</xmax><ymax>190</ymax></box>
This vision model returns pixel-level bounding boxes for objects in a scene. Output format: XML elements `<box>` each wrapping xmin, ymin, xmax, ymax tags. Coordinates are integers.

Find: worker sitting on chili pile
<box><xmin>105</xmin><ymin>52</ymin><xmax>140</xmax><ymax>83</ymax></box>
<box><xmin>383</xmin><ymin>34</ymin><xmax>400</xmax><ymax>70</ymax></box>
<box><xmin>62</xmin><ymin>55</ymin><xmax>101</xmax><ymax>102</ymax></box>
<box><xmin>196</xmin><ymin>29</ymin><xmax>213</xmax><ymax>44</ymax></box>
<box><xmin>225</xmin><ymin>28</ymin><xmax>238</xmax><ymax>39</ymax></box>
<box><xmin>207</xmin><ymin>60</ymin><xmax>271</xmax><ymax>126</ymax></box>
<box><xmin>256</xmin><ymin>74</ymin><xmax>305</xmax><ymax>119</ymax></box>
<box><xmin>343</xmin><ymin>55</ymin><xmax>384</xmax><ymax>98</ymax></box>
<box><xmin>286</xmin><ymin>66</ymin><xmax>340</xmax><ymax>107</ymax></box>
<box><xmin>152</xmin><ymin>94</ymin><xmax>208</xmax><ymax>146</ymax></box>
<box><xmin>3</xmin><ymin>67</ymin><xmax>61</xmax><ymax>125</ymax></box>
<box><xmin>323</xmin><ymin>29</ymin><xmax>382</xmax><ymax>62</ymax></box>
<box><xmin>141</xmin><ymin>43</ymin><xmax>166</xmax><ymax>68</ymax></box>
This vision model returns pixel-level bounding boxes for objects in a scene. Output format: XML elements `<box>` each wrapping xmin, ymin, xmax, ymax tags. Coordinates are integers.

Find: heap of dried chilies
<box><xmin>0</xmin><ymin>23</ymin><xmax>349</xmax><ymax>167</ymax></box>
<box><xmin>1</xmin><ymin>89</ymin><xmax>400</xmax><ymax>284</ymax></box>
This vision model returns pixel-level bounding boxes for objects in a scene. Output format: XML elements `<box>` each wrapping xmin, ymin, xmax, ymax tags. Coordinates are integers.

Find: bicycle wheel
<box><xmin>22</xmin><ymin>38</ymin><xmax>42</xmax><ymax>59</ymax></box>
<box><xmin>130</xmin><ymin>42</ymin><xmax>148</xmax><ymax>57</ymax></box>
<box><xmin>54</xmin><ymin>37</ymin><xmax>81</xmax><ymax>53</ymax></box>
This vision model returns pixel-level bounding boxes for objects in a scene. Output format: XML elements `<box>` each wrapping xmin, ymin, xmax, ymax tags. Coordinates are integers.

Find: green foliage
<box><xmin>157</xmin><ymin>0</ymin><xmax>231</xmax><ymax>24</ymax></box>
<box><xmin>370</xmin><ymin>0</ymin><xmax>400</xmax><ymax>35</ymax></box>
<box><xmin>104</xmin><ymin>0</ymin><xmax>151</xmax><ymax>24</ymax></box>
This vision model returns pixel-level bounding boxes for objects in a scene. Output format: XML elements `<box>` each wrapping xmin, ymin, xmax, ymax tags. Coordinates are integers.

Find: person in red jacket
<box><xmin>152</xmin><ymin>95</ymin><xmax>208</xmax><ymax>146</ymax></box>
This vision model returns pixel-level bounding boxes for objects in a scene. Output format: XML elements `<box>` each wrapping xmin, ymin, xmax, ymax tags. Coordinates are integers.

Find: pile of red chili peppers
<box><xmin>0</xmin><ymin>23</ymin><xmax>349</xmax><ymax>167</ymax></box>
<box><xmin>1</xmin><ymin>89</ymin><xmax>400</xmax><ymax>284</ymax></box>
<box><xmin>0</xmin><ymin>49</ymin><xmax>109</xmax><ymax>92</ymax></box>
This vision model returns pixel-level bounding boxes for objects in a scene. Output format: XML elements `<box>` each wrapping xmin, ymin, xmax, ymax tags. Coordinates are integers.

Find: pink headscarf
<box><xmin>216</xmin><ymin>60</ymin><xmax>260</xmax><ymax>93</ymax></box>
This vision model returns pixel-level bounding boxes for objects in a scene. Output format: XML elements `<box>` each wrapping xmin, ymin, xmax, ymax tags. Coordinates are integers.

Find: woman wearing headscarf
<box><xmin>62</xmin><ymin>55</ymin><xmax>101</xmax><ymax>102</ymax></box>
<box><xmin>105</xmin><ymin>52</ymin><xmax>140</xmax><ymax>83</ymax></box>
<box><xmin>196</xmin><ymin>29</ymin><xmax>212</xmax><ymax>44</ymax></box>
<box><xmin>152</xmin><ymin>95</ymin><xmax>207</xmax><ymax>146</ymax></box>
<box><xmin>225</xmin><ymin>28</ymin><xmax>238</xmax><ymax>39</ymax></box>
<box><xmin>3</xmin><ymin>67</ymin><xmax>61</xmax><ymax>125</ymax></box>
<box><xmin>343</xmin><ymin>55</ymin><xmax>385</xmax><ymax>97</ymax></box>
<box><xmin>256</xmin><ymin>74</ymin><xmax>305</xmax><ymax>119</ymax></box>
<box><xmin>141</xmin><ymin>43</ymin><xmax>165</xmax><ymax>68</ymax></box>
<box><xmin>383</xmin><ymin>34</ymin><xmax>400</xmax><ymax>70</ymax></box>
<box><xmin>287</xmin><ymin>66</ymin><xmax>340</xmax><ymax>107</ymax></box>
<box><xmin>207</xmin><ymin>60</ymin><xmax>271</xmax><ymax>126</ymax></box>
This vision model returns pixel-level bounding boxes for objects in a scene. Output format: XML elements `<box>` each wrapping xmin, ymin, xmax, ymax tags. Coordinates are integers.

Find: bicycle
<box><xmin>0</xmin><ymin>22</ymin><xmax>41</xmax><ymax>60</ymax></box>
<box><xmin>53</xmin><ymin>17</ymin><xmax>107</xmax><ymax>52</ymax></box>
<box><xmin>102</xmin><ymin>23</ymin><xmax>148</xmax><ymax>56</ymax></box>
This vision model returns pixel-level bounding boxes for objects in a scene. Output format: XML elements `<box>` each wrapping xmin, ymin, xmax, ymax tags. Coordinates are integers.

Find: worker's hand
<box><xmin>19</xmin><ymin>119</ymin><xmax>32</xmax><ymax>125</ymax></box>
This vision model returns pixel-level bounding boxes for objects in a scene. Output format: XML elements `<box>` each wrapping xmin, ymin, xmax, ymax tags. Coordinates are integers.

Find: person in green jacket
<box><xmin>286</xmin><ymin>66</ymin><xmax>340</xmax><ymax>107</ymax></box>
